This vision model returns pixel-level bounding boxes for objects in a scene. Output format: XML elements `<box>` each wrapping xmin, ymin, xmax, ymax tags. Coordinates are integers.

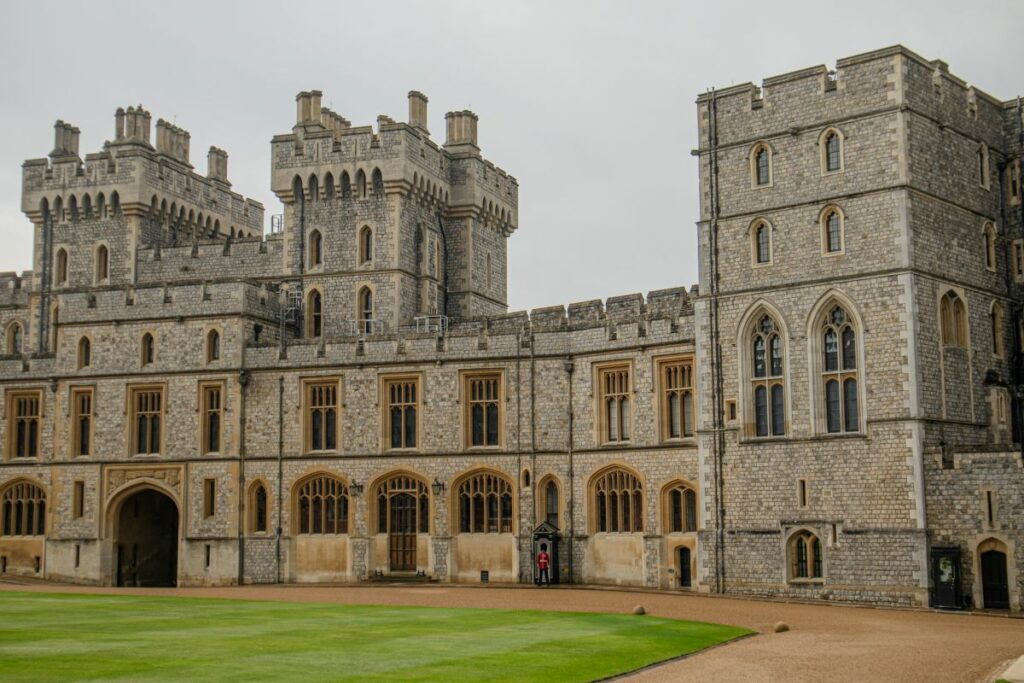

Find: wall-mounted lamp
<box><xmin>431</xmin><ymin>478</ymin><xmax>445</xmax><ymax>497</ymax></box>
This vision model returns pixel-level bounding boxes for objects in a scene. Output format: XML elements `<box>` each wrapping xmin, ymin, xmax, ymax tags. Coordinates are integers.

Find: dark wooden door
<box><xmin>981</xmin><ymin>550</ymin><xmax>1009</xmax><ymax>609</ymax></box>
<box><xmin>389</xmin><ymin>493</ymin><xmax>417</xmax><ymax>571</ymax></box>
<box><xmin>678</xmin><ymin>547</ymin><xmax>692</xmax><ymax>588</ymax></box>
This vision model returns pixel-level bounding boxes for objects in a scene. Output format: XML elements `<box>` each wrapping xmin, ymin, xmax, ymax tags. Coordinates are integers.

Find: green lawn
<box><xmin>0</xmin><ymin>591</ymin><xmax>749</xmax><ymax>682</ymax></box>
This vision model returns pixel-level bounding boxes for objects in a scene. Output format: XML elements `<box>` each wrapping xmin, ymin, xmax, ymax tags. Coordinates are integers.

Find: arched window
<box><xmin>309</xmin><ymin>229</ymin><xmax>322</xmax><ymax>267</ymax></box>
<box><xmin>663</xmin><ymin>481</ymin><xmax>697</xmax><ymax>533</ymax></box>
<box><xmin>990</xmin><ymin>302</ymin><xmax>1004</xmax><ymax>357</ymax></box>
<box><xmin>359</xmin><ymin>287</ymin><xmax>373</xmax><ymax>335</ymax></box>
<box><xmin>249</xmin><ymin>482</ymin><xmax>268</xmax><ymax>533</ymax></box>
<box><xmin>141</xmin><ymin>333</ymin><xmax>155</xmax><ymax>366</ymax></box>
<box><xmin>372</xmin><ymin>168</ymin><xmax>384</xmax><ymax>194</ymax></box>
<box><xmin>751</xmin><ymin>142</ymin><xmax>771</xmax><ymax>187</ymax></box>
<box><xmin>752</xmin><ymin>220</ymin><xmax>771</xmax><ymax>265</ymax></box>
<box><xmin>820</xmin><ymin>305</ymin><xmax>859</xmax><ymax>433</ymax></box>
<box><xmin>111</xmin><ymin>191</ymin><xmax>121</xmax><ymax>215</ymax></box>
<box><xmin>751</xmin><ymin>314</ymin><xmax>786</xmax><ymax>437</ymax></box>
<box><xmin>82</xmin><ymin>194</ymin><xmax>92</xmax><ymax>218</ymax></box>
<box><xmin>77</xmin><ymin>337</ymin><xmax>91</xmax><ymax>369</ymax></box>
<box><xmin>984</xmin><ymin>222</ymin><xmax>997</xmax><ymax>271</ymax></box>
<box><xmin>940</xmin><ymin>291</ymin><xmax>968</xmax><ymax>347</ymax></box>
<box><xmin>96</xmin><ymin>193</ymin><xmax>105</xmax><ymax>219</ymax></box>
<box><xmin>6</xmin><ymin>322</ymin><xmax>23</xmax><ymax>355</ymax></box>
<box><xmin>308</xmin><ymin>174</ymin><xmax>319</xmax><ymax>202</ymax></box>
<box><xmin>356</xmin><ymin>169</ymin><xmax>367</xmax><ymax>199</ymax></box>
<box><xmin>340</xmin><ymin>171</ymin><xmax>352</xmax><ymax>199</ymax></box>
<box><xmin>592</xmin><ymin>467</ymin><xmax>643</xmax><ymax>533</ymax></box>
<box><xmin>456</xmin><ymin>470</ymin><xmax>513</xmax><ymax>534</ymax></box>
<box><xmin>540</xmin><ymin>477</ymin><xmax>560</xmax><ymax>527</ymax></box>
<box><xmin>207</xmin><ymin>329</ymin><xmax>220</xmax><ymax>362</ymax></box>
<box><xmin>374</xmin><ymin>474</ymin><xmax>429</xmax><ymax>535</ymax></box>
<box><xmin>307</xmin><ymin>290</ymin><xmax>322</xmax><ymax>338</ymax></box>
<box><xmin>69</xmin><ymin>195</ymin><xmax>79</xmax><ymax>221</ymax></box>
<box><xmin>486</xmin><ymin>253</ymin><xmax>492</xmax><ymax>290</ymax></box>
<box><xmin>324</xmin><ymin>172</ymin><xmax>335</xmax><ymax>200</ymax></box>
<box><xmin>0</xmin><ymin>481</ymin><xmax>46</xmax><ymax>536</ymax></box>
<box><xmin>359</xmin><ymin>226</ymin><xmax>373</xmax><ymax>264</ymax></box>
<box><xmin>978</xmin><ymin>143</ymin><xmax>990</xmax><ymax>189</ymax></box>
<box><xmin>1009</xmin><ymin>159</ymin><xmax>1022</xmax><ymax>204</ymax></box>
<box><xmin>789</xmin><ymin>530</ymin><xmax>823</xmax><ymax>581</ymax></box>
<box><xmin>294</xmin><ymin>474</ymin><xmax>348</xmax><ymax>534</ymax></box>
<box><xmin>55</xmin><ymin>248</ymin><xmax>68</xmax><ymax>286</ymax></box>
<box><xmin>822</xmin><ymin>207</ymin><xmax>843</xmax><ymax>254</ymax></box>
<box><xmin>822</xmin><ymin>129</ymin><xmax>843</xmax><ymax>173</ymax></box>
<box><xmin>95</xmin><ymin>244</ymin><xmax>109</xmax><ymax>282</ymax></box>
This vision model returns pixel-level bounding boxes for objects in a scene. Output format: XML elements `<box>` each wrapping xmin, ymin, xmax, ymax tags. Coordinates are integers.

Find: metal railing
<box><xmin>340</xmin><ymin>319</ymin><xmax>386</xmax><ymax>337</ymax></box>
<box><xmin>270</xmin><ymin>214</ymin><xmax>284</xmax><ymax>234</ymax></box>
<box><xmin>414</xmin><ymin>315</ymin><xmax>448</xmax><ymax>335</ymax></box>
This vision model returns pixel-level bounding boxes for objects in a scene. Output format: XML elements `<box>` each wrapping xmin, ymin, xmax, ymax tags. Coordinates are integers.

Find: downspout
<box><xmin>1016</xmin><ymin>98</ymin><xmax>1024</xmax><ymax>461</ymax></box>
<box><xmin>38</xmin><ymin>209</ymin><xmax>52</xmax><ymax>354</ymax></box>
<box><xmin>434</xmin><ymin>210</ymin><xmax>449</xmax><ymax>317</ymax></box>
<box><xmin>276</xmin><ymin>375</ymin><xmax>284</xmax><ymax>583</ymax></box>
<box><xmin>565</xmin><ymin>355</ymin><xmax>575</xmax><ymax>585</ymax></box>
<box><xmin>237</xmin><ymin>368</ymin><xmax>249</xmax><ymax>585</ymax></box>
<box><xmin>517</xmin><ymin>329</ymin><xmax>529</xmax><ymax>582</ymax></box>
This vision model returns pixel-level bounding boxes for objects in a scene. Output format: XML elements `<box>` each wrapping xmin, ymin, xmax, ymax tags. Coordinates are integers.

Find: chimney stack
<box><xmin>155</xmin><ymin>119</ymin><xmax>190</xmax><ymax>164</ymax></box>
<box><xmin>295</xmin><ymin>90</ymin><xmax>325</xmax><ymax>126</ymax></box>
<box><xmin>115</xmin><ymin>108</ymin><xmax>125</xmax><ymax>141</ymax></box>
<box><xmin>408</xmin><ymin>91</ymin><xmax>429</xmax><ymax>135</ymax></box>
<box><xmin>50</xmin><ymin>120</ymin><xmax>81</xmax><ymax>158</ymax></box>
<box><xmin>118</xmin><ymin>106</ymin><xmax>151</xmax><ymax>145</ymax></box>
<box><xmin>207</xmin><ymin>147</ymin><xmax>229</xmax><ymax>183</ymax></box>
<box><xmin>444</xmin><ymin>110</ymin><xmax>479</xmax><ymax>149</ymax></box>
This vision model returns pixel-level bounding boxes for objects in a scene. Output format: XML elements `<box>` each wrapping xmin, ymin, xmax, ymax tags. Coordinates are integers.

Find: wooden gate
<box><xmin>389</xmin><ymin>493</ymin><xmax>417</xmax><ymax>571</ymax></box>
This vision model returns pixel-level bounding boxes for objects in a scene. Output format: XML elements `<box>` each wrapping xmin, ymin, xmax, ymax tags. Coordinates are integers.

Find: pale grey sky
<box><xmin>0</xmin><ymin>1</ymin><xmax>1021</xmax><ymax>311</ymax></box>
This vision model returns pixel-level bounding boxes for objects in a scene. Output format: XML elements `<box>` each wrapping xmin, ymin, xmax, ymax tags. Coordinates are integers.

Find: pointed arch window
<box><xmin>309</xmin><ymin>229</ymin><xmax>323</xmax><ymax>267</ymax></box>
<box><xmin>664</xmin><ymin>482</ymin><xmax>697</xmax><ymax>533</ymax></box>
<box><xmin>751</xmin><ymin>142</ymin><xmax>772</xmax><ymax>187</ymax></box>
<box><xmin>359</xmin><ymin>226</ymin><xmax>373</xmax><ymax>264</ymax></box>
<box><xmin>307</xmin><ymin>290</ymin><xmax>323</xmax><ymax>338</ymax></box>
<box><xmin>821</xmin><ymin>129</ymin><xmax>843</xmax><ymax>173</ymax></box>
<box><xmin>206</xmin><ymin>329</ymin><xmax>220</xmax><ymax>362</ymax></box>
<box><xmin>541</xmin><ymin>478</ymin><xmax>560</xmax><ymax>527</ymax></box>
<box><xmin>140</xmin><ymin>333</ymin><xmax>155</xmax><ymax>366</ymax></box>
<box><xmin>456</xmin><ymin>471</ymin><xmax>513</xmax><ymax>534</ymax></box>
<box><xmin>977</xmin><ymin>143</ymin><xmax>990</xmax><ymax>189</ymax></box>
<box><xmin>750</xmin><ymin>314</ymin><xmax>786</xmax><ymax>437</ymax></box>
<box><xmin>984</xmin><ymin>222</ymin><xmax>997</xmax><ymax>271</ymax></box>
<box><xmin>295</xmin><ymin>475</ymin><xmax>348</xmax><ymax>534</ymax></box>
<box><xmin>820</xmin><ymin>305</ymin><xmax>859</xmax><ymax>433</ymax></box>
<box><xmin>940</xmin><ymin>291</ymin><xmax>968</xmax><ymax>348</ymax></box>
<box><xmin>374</xmin><ymin>475</ymin><xmax>429</xmax><ymax>535</ymax></box>
<box><xmin>55</xmin><ymin>248</ymin><xmax>68</xmax><ymax>286</ymax></box>
<box><xmin>95</xmin><ymin>244</ymin><xmax>109</xmax><ymax>282</ymax></box>
<box><xmin>990</xmin><ymin>302</ymin><xmax>1004</xmax><ymax>357</ymax></box>
<box><xmin>0</xmin><ymin>481</ymin><xmax>46</xmax><ymax>536</ymax></box>
<box><xmin>77</xmin><ymin>337</ymin><xmax>91</xmax><ymax>369</ymax></box>
<box><xmin>822</xmin><ymin>208</ymin><xmax>844</xmax><ymax>254</ymax></box>
<box><xmin>592</xmin><ymin>467</ymin><xmax>643</xmax><ymax>533</ymax></box>
<box><xmin>6</xmin><ymin>322</ymin><xmax>23</xmax><ymax>355</ymax></box>
<box><xmin>250</xmin><ymin>483</ymin><xmax>268</xmax><ymax>533</ymax></box>
<box><xmin>789</xmin><ymin>530</ymin><xmax>823</xmax><ymax>581</ymax></box>
<box><xmin>359</xmin><ymin>287</ymin><xmax>373</xmax><ymax>335</ymax></box>
<box><xmin>752</xmin><ymin>220</ymin><xmax>771</xmax><ymax>265</ymax></box>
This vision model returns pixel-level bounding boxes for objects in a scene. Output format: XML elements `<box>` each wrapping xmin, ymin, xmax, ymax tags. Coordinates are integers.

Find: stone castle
<box><xmin>0</xmin><ymin>46</ymin><xmax>1020</xmax><ymax>612</ymax></box>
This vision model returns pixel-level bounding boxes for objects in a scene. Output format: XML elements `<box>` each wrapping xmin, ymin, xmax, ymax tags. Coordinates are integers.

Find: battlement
<box><xmin>696</xmin><ymin>45</ymin><xmax>1020</xmax><ymax>150</ymax></box>
<box><xmin>135</xmin><ymin>234</ymin><xmax>284</xmax><ymax>284</ymax></box>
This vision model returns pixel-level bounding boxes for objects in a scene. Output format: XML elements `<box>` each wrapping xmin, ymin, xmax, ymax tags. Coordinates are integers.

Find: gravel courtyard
<box><xmin>1</xmin><ymin>580</ymin><xmax>1020</xmax><ymax>682</ymax></box>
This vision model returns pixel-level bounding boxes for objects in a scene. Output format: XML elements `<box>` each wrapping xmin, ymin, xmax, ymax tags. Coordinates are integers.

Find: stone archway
<box><xmin>112</xmin><ymin>488</ymin><xmax>179</xmax><ymax>587</ymax></box>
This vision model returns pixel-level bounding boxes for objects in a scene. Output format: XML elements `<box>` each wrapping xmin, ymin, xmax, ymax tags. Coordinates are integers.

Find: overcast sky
<box><xmin>1</xmin><ymin>1</ymin><xmax>1021</xmax><ymax>312</ymax></box>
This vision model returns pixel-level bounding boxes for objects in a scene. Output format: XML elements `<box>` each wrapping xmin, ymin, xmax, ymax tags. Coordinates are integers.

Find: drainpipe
<box><xmin>434</xmin><ymin>210</ymin><xmax>449</xmax><ymax>317</ymax></box>
<box><xmin>237</xmin><ymin>368</ymin><xmax>249</xmax><ymax>585</ymax></box>
<box><xmin>276</xmin><ymin>375</ymin><xmax>284</xmax><ymax>583</ymax></box>
<box><xmin>565</xmin><ymin>356</ymin><xmax>575</xmax><ymax>585</ymax></box>
<box><xmin>37</xmin><ymin>209</ymin><xmax>52</xmax><ymax>354</ymax></box>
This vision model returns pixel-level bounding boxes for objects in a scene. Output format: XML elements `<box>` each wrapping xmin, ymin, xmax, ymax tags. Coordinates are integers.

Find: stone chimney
<box><xmin>207</xmin><ymin>147</ymin><xmax>229</xmax><ymax>183</ymax></box>
<box><xmin>116</xmin><ymin>105</ymin><xmax>151</xmax><ymax>145</ymax></box>
<box><xmin>295</xmin><ymin>90</ymin><xmax>324</xmax><ymax>125</ymax></box>
<box><xmin>320</xmin><ymin>108</ymin><xmax>351</xmax><ymax>140</ymax></box>
<box><xmin>408</xmin><ymin>91</ymin><xmax>429</xmax><ymax>135</ymax></box>
<box><xmin>50</xmin><ymin>120</ymin><xmax>80</xmax><ymax>157</ymax></box>
<box><xmin>156</xmin><ymin>119</ymin><xmax>190</xmax><ymax>164</ymax></box>
<box><xmin>445</xmin><ymin>110</ymin><xmax>479</xmax><ymax>149</ymax></box>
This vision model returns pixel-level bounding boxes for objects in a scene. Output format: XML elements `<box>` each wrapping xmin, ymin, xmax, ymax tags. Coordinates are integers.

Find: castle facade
<box><xmin>0</xmin><ymin>46</ymin><xmax>1020</xmax><ymax>612</ymax></box>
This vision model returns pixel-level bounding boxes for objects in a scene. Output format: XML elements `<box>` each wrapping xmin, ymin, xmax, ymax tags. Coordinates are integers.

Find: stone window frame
<box><xmin>0</xmin><ymin>479</ymin><xmax>47</xmax><ymax>537</ymax></box>
<box><xmin>357</xmin><ymin>285</ymin><xmax>375</xmax><ymax>335</ymax></box>
<box><xmin>247</xmin><ymin>479</ymin><xmax>271</xmax><ymax>535</ymax></box>
<box><xmin>737</xmin><ymin>302</ymin><xmax>791</xmax><ymax>441</ymax></box>
<box><xmin>94</xmin><ymin>242</ymin><xmax>110</xmax><ymax>284</ymax></box>
<box><xmin>125</xmin><ymin>382</ymin><xmax>166</xmax><ymax>457</ymax></box>
<box><xmin>659</xmin><ymin>478</ymin><xmax>698</xmax><ymax>535</ymax></box>
<box><xmin>5</xmin><ymin>321</ymin><xmax>24</xmax><ymax>355</ymax></box>
<box><xmin>54</xmin><ymin>246</ymin><xmax>69</xmax><ymax>287</ymax></box>
<box><xmin>818</xmin><ymin>127</ymin><xmax>845</xmax><ymax>175</ymax></box>
<box><xmin>806</xmin><ymin>292</ymin><xmax>867</xmax><ymax>437</ymax></box>
<box><xmin>593</xmin><ymin>360</ymin><xmax>634</xmax><ymax>446</ymax></box>
<box><xmin>536</xmin><ymin>474</ymin><xmax>563</xmax><ymax>528</ymax></box>
<box><xmin>1012</xmin><ymin>239</ymin><xmax>1024</xmax><ymax>283</ymax></box>
<box><xmin>749</xmin><ymin>140</ymin><xmax>774</xmax><ymax>189</ymax></box>
<box><xmin>76</xmin><ymin>335</ymin><xmax>92</xmax><ymax>370</ymax></box>
<box><xmin>139</xmin><ymin>331</ymin><xmax>156</xmax><ymax>367</ymax></box>
<box><xmin>983</xmin><ymin>221</ymin><xmax>997</xmax><ymax>272</ymax></box>
<box><xmin>301</xmin><ymin>376</ymin><xmax>342</xmax><ymax>455</ymax></box>
<box><xmin>988</xmin><ymin>386</ymin><xmax>1011</xmax><ymax>446</ymax></box>
<box><xmin>308</xmin><ymin>229</ymin><xmax>323</xmax><ymax>270</ymax></box>
<box><xmin>460</xmin><ymin>369</ymin><xmax>505</xmax><ymax>451</ymax></box>
<box><xmin>1008</xmin><ymin>159</ymin><xmax>1021</xmax><ymax>206</ymax></box>
<box><xmin>981</xmin><ymin>489</ymin><xmax>999</xmax><ymax>529</ymax></box>
<box><xmin>797</xmin><ymin>478</ymin><xmax>808</xmax><ymax>508</ymax></box>
<box><xmin>977</xmin><ymin>142</ymin><xmax>990</xmax><ymax>190</ymax></box>
<box><xmin>198</xmin><ymin>380</ymin><xmax>226</xmax><ymax>456</ymax></box>
<box><xmin>6</xmin><ymin>388</ymin><xmax>43</xmax><ymax>460</ymax></box>
<box><xmin>70</xmin><ymin>385</ymin><xmax>94</xmax><ymax>458</ymax></box>
<box><xmin>785</xmin><ymin>527</ymin><xmax>825</xmax><ymax>584</ymax></box>
<box><xmin>369</xmin><ymin>470</ymin><xmax>431</xmax><ymax>536</ymax></box>
<box><xmin>305</xmin><ymin>287</ymin><xmax>324</xmax><ymax>339</ymax></box>
<box><xmin>358</xmin><ymin>225</ymin><xmax>374</xmax><ymax>266</ymax></box>
<box><xmin>819</xmin><ymin>205</ymin><xmax>846</xmax><ymax>256</ymax></box>
<box><xmin>588</xmin><ymin>464</ymin><xmax>645</xmax><ymax>534</ymax></box>
<box><xmin>655</xmin><ymin>354</ymin><xmax>696</xmax><ymax>443</ymax></box>
<box><xmin>380</xmin><ymin>372</ymin><xmax>422</xmax><ymax>453</ymax></box>
<box><xmin>750</xmin><ymin>218</ymin><xmax>773</xmax><ymax>267</ymax></box>
<box><xmin>203</xmin><ymin>478</ymin><xmax>216</xmax><ymax>518</ymax></box>
<box><xmin>452</xmin><ymin>467</ymin><xmax>515</xmax><ymax>535</ymax></box>
<box><xmin>72</xmin><ymin>480</ymin><xmax>85</xmax><ymax>519</ymax></box>
<box><xmin>939</xmin><ymin>288</ymin><xmax>970</xmax><ymax>349</ymax></box>
<box><xmin>989</xmin><ymin>301</ymin><xmax>1005</xmax><ymax>358</ymax></box>
<box><xmin>205</xmin><ymin>327</ymin><xmax>222</xmax><ymax>364</ymax></box>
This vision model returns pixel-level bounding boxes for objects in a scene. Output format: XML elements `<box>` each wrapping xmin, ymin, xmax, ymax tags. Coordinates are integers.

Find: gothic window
<box><xmin>940</xmin><ymin>291</ymin><xmax>968</xmax><ymax>348</ymax></box>
<box><xmin>356</xmin><ymin>169</ymin><xmax>367</xmax><ymax>199</ymax></box>
<box><xmin>308</xmin><ymin>174</ymin><xmax>319</xmax><ymax>202</ymax></box>
<box><xmin>359</xmin><ymin>226</ymin><xmax>373</xmax><ymax>264</ymax></box>
<box><xmin>659</xmin><ymin>357</ymin><xmax>694</xmax><ymax>441</ymax></box>
<box><xmin>540</xmin><ymin>477</ymin><xmax>560</xmax><ymax>527</ymax></box>
<box><xmin>140</xmin><ymin>333</ymin><xmax>155</xmax><ymax>366</ymax></box>
<box><xmin>82</xmin><ymin>194</ymin><xmax>92</xmax><ymax>218</ymax></box>
<box><xmin>750</xmin><ymin>314</ymin><xmax>786</xmax><ymax>437</ymax></box>
<box><xmin>129</xmin><ymin>386</ymin><xmax>162</xmax><ymax>455</ymax></box>
<box><xmin>7</xmin><ymin>391</ymin><xmax>41</xmax><ymax>459</ymax></box>
<box><xmin>1009</xmin><ymin>160</ymin><xmax>1021</xmax><ymax>204</ymax></box>
<box><xmin>663</xmin><ymin>482</ymin><xmax>697</xmax><ymax>533</ymax></box>
<box><xmin>1013</xmin><ymin>240</ymin><xmax>1024</xmax><ymax>282</ymax></box>
<box><xmin>304</xmin><ymin>380</ymin><xmax>339</xmax><ymax>452</ymax></box>
<box><xmin>111</xmin><ymin>192</ymin><xmax>121</xmax><ymax>215</ymax></box>
<box><xmin>820</xmin><ymin>305</ymin><xmax>859</xmax><ymax>433</ymax></box>
<box><xmin>597</xmin><ymin>363</ymin><xmax>631</xmax><ymax>443</ymax></box>
<box><xmin>789</xmin><ymin>530</ymin><xmax>824</xmax><ymax>581</ymax></box>
<box><xmin>340</xmin><ymin>171</ymin><xmax>352</xmax><ymax>199</ymax></box>
<box><xmin>295</xmin><ymin>474</ymin><xmax>348</xmax><ymax>534</ymax></box>
<box><xmin>374</xmin><ymin>474</ymin><xmax>429</xmax><ymax>535</ymax></box>
<box><xmin>751</xmin><ymin>142</ymin><xmax>772</xmax><ymax>187</ymax></box>
<box><xmin>456</xmin><ymin>470</ymin><xmax>513</xmax><ymax>534</ymax></box>
<box><xmin>822</xmin><ymin>207</ymin><xmax>844</xmax><ymax>254</ymax></box>
<box><xmin>753</xmin><ymin>220</ymin><xmax>771</xmax><ymax>264</ymax></box>
<box><xmin>984</xmin><ymin>222</ymin><xmax>997</xmax><ymax>271</ymax></box>
<box><xmin>465</xmin><ymin>373</ymin><xmax>501</xmax><ymax>448</ymax></box>
<box><xmin>324</xmin><ymin>172</ymin><xmax>335</xmax><ymax>200</ymax></box>
<box><xmin>72</xmin><ymin>388</ymin><xmax>92</xmax><ymax>457</ymax></box>
<box><xmin>207</xmin><ymin>329</ymin><xmax>220</xmax><ymax>363</ymax></box>
<box><xmin>359</xmin><ymin>287</ymin><xmax>373</xmax><ymax>335</ymax></box>
<box><xmin>6</xmin><ymin>322</ymin><xmax>22</xmax><ymax>355</ymax></box>
<box><xmin>990</xmin><ymin>302</ymin><xmax>1004</xmax><ymax>357</ymax></box>
<box><xmin>978</xmin><ymin>143</ymin><xmax>990</xmax><ymax>189</ymax></box>
<box><xmin>307</xmin><ymin>290</ymin><xmax>323</xmax><ymax>338</ymax></box>
<box><xmin>821</xmin><ymin>128</ymin><xmax>843</xmax><ymax>173</ymax></box>
<box><xmin>309</xmin><ymin>229</ymin><xmax>322</xmax><ymax>267</ymax></box>
<box><xmin>55</xmin><ymin>248</ymin><xmax>68</xmax><ymax>286</ymax></box>
<box><xmin>0</xmin><ymin>481</ymin><xmax>46</xmax><ymax>536</ymax></box>
<box><xmin>201</xmin><ymin>383</ymin><xmax>223</xmax><ymax>454</ymax></box>
<box><xmin>372</xmin><ymin>168</ymin><xmax>384</xmax><ymax>194</ymax></box>
<box><xmin>95</xmin><ymin>244</ymin><xmax>109</xmax><ymax>282</ymax></box>
<box><xmin>591</xmin><ymin>467</ymin><xmax>643</xmax><ymax>533</ymax></box>
<box><xmin>384</xmin><ymin>376</ymin><xmax>419</xmax><ymax>450</ymax></box>
<box><xmin>77</xmin><ymin>337</ymin><xmax>90</xmax><ymax>369</ymax></box>
<box><xmin>250</xmin><ymin>482</ymin><xmax>268</xmax><ymax>533</ymax></box>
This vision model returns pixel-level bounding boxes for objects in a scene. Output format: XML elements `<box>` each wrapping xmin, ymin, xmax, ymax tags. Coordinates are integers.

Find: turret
<box><xmin>444</xmin><ymin>110</ymin><xmax>479</xmax><ymax>154</ymax></box>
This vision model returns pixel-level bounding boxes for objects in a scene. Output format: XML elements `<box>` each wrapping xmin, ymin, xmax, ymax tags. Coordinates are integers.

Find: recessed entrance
<box><xmin>980</xmin><ymin>548</ymin><xmax>1009</xmax><ymax>610</ymax></box>
<box><xmin>375</xmin><ymin>474</ymin><xmax>429</xmax><ymax>573</ymax></box>
<box><xmin>677</xmin><ymin>547</ymin><xmax>692</xmax><ymax>588</ymax></box>
<box><xmin>114</xmin><ymin>489</ymin><xmax>178</xmax><ymax>587</ymax></box>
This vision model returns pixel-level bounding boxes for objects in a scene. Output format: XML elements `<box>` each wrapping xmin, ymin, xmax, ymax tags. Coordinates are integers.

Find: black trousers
<box><xmin>538</xmin><ymin>567</ymin><xmax>549</xmax><ymax>585</ymax></box>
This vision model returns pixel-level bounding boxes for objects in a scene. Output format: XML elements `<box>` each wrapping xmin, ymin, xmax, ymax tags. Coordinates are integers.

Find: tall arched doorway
<box><xmin>373</xmin><ymin>474</ymin><xmax>429</xmax><ymax>572</ymax></box>
<box><xmin>114</xmin><ymin>488</ymin><xmax>179</xmax><ymax>587</ymax></box>
<box><xmin>980</xmin><ymin>541</ymin><xmax>1009</xmax><ymax>610</ymax></box>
